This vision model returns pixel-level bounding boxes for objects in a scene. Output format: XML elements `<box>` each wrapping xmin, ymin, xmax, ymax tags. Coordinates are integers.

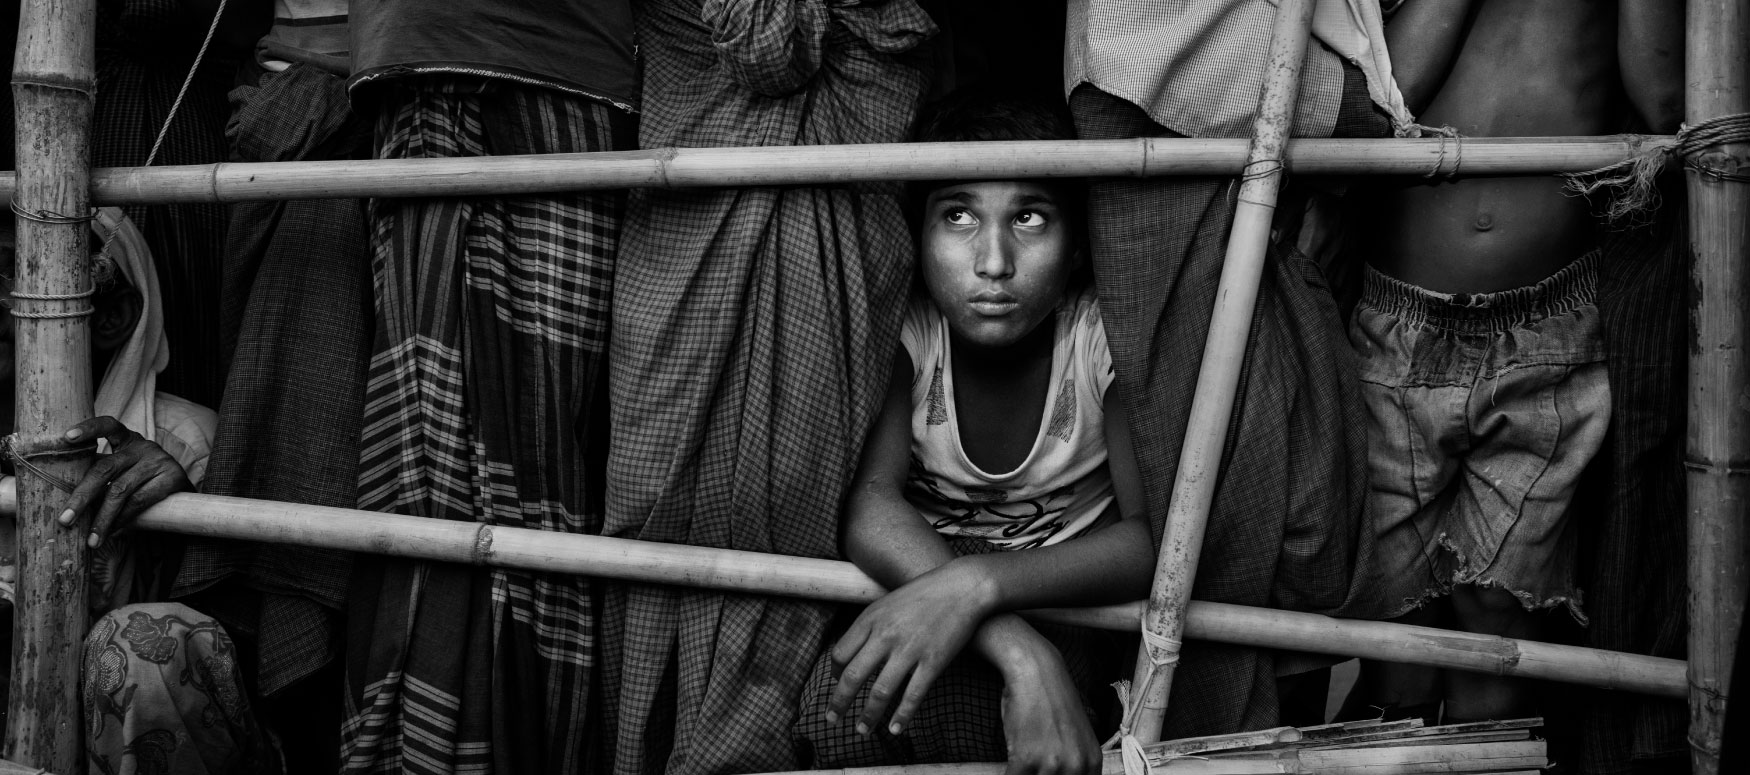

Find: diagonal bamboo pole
<box><xmin>1685</xmin><ymin>1</ymin><xmax>1750</xmax><ymax>773</ymax></box>
<box><xmin>0</xmin><ymin>488</ymin><xmax>1660</xmax><ymax>697</ymax></box>
<box><xmin>1120</xmin><ymin>0</ymin><xmax>1316</xmax><ymax>746</ymax></box>
<box><xmin>0</xmin><ymin>136</ymin><xmax>1677</xmax><ymax>205</ymax></box>
<box><xmin>6</xmin><ymin>0</ymin><xmax>96</xmax><ymax>771</ymax></box>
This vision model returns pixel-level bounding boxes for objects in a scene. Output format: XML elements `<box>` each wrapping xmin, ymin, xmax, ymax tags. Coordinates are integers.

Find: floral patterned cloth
<box><xmin>83</xmin><ymin>602</ymin><xmax>272</xmax><ymax>775</ymax></box>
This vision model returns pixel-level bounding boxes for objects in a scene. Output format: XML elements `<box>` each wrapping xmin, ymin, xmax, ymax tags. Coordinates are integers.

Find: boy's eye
<box><xmin>944</xmin><ymin>208</ymin><xmax>976</xmax><ymax>226</ymax></box>
<box><xmin>1015</xmin><ymin>211</ymin><xmax>1048</xmax><ymax>227</ymax></box>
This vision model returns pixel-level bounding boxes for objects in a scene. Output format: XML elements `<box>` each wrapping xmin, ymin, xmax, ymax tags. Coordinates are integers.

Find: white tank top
<box><xmin>900</xmin><ymin>286</ymin><xmax>1115</xmax><ymax>550</ymax></box>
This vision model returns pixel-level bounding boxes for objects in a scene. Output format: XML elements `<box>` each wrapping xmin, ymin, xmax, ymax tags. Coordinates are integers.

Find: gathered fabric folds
<box><xmin>174</xmin><ymin>61</ymin><xmax>371</xmax><ymax>699</ymax></box>
<box><xmin>1070</xmin><ymin>85</ymin><xmax>1376</xmax><ymax>738</ymax></box>
<box><xmin>340</xmin><ymin>78</ymin><xmax>625</xmax><ymax>774</ymax></box>
<box><xmin>599</xmin><ymin>2</ymin><xmax>932</xmax><ymax>774</ymax></box>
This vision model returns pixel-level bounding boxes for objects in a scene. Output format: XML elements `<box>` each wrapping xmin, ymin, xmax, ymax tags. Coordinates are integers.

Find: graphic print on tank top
<box><xmin>901</xmin><ymin>286</ymin><xmax>1115</xmax><ymax>550</ymax></box>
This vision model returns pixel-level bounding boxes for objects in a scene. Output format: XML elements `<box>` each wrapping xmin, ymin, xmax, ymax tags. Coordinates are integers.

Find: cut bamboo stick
<box><xmin>1123</xmin><ymin>0</ymin><xmax>1317</xmax><ymax>746</ymax></box>
<box><xmin>5</xmin><ymin>0</ymin><xmax>96</xmax><ymax>771</ymax></box>
<box><xmin>7</xmin><ymin>487</ymin><xmax>1646</xmax><ymax>696</ymax></box>
<box><xmin>0</xmin><ymin>136</ymin><xmax>1675</xmax><ymax>206</ymax></box>
<box><xmin>1685</xmin><ymin>2</ymin><xmax>1750</xmax><ymax>773</ymax></box>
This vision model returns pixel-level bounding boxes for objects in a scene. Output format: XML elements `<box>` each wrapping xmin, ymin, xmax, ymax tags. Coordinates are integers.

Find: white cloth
<box><xmin>900</xmin><ymin>286</ymin><xmax>1116</xmax><ymax>550</ymax></box>
<box><xmin>92</xmin><ymin>207</ymin><xmax>169</xmax><ymax>445</ymax></box>
<box><xmin>1064</xmin><ymin>0</ymin><xmax>1412</xmax><ymax>139</ymax></box>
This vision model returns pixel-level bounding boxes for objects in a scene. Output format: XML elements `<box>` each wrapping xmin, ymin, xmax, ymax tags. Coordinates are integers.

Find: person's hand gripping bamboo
<box><xmin>54</xmin><ymin>415</ymin><xmax>191</xmax><ymax>548</ymax></box>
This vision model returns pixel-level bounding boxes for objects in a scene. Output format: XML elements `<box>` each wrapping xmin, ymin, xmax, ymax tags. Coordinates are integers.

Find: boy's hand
<box><xmin>998</xmin><ymin>648</ymin><xmax>1102</xmax><ymax>775</ymax></box>
<box><xmin>56</xmin><ymin>416</ymin><xmax>191</xmax><ymax>547</ymax></box>
<box><xmin>827</xmin><ymin>559</ymin><xmax>996</xmax><ymax>736</ymax></box>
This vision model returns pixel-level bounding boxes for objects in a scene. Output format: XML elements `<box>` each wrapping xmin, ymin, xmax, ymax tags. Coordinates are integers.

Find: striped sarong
<box><xmin>339</xmin><ymin>77</ymin><xmax>626</xmax><ymax>774</ymax></box>
<box><xmin>598</xmin><ymin>2</ymin><xmax>934</xmax><ymax>774</ymax></box>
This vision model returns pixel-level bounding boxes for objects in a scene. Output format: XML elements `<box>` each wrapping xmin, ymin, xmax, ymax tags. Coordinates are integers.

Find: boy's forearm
<box><xmin>959</xmin><ymin>515</ymin><xmax>1155</xmax><ymax>613</ymax></box>
<box><xmin>844</xmin><ymin>483</ymin><xmax>957</xmax><ymax>590</ymax></box>
<box><xmin>1385</xmin><ymin>0</ymin><xmax>1476</xmax><ymax>115</ymax></box>
<box><xmin>972</xmin><ymin>612</ymin><xmax>1063</xmax><ymax>676</ymax></box>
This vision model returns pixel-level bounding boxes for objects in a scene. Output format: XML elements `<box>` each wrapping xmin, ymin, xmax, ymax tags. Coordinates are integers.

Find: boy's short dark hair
<box><xmin>912</xmin><ymin>91</ymin><xmax>1077</xmax><ymax>145</ymax></box>
<box><xmin>906</xmin><ymin>92</ymin><xmax>1086</xmax><ymax>241</ymax></box>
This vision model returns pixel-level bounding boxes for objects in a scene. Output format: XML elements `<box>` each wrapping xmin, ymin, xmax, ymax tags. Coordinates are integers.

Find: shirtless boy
<box><xmin>1349</xmin><ymin>0</ymin><xmax>1681</xmax><ymax>723</ymax></box>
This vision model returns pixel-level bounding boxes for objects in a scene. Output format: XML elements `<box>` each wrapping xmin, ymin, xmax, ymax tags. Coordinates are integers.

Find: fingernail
<box><xmin>856</xmin><ymin>722</ymin><xmax>869</xmax><ymax>736</ymax></box>
<box><xmin>64</xmin><ymin>428</ymin><xmax>80</xmax><ymax>440</ymax></box>
<box><xmin>823</xmin><ymin>711</ymin><xmax>838</xmax><ymax>725</ymax></box>
<box><xmin>86</xmin><ymin>533</ymin><xmax>99</xmax><ymax>548</ymax></box>
<box><xmin>57</xmin><ymin>509</ymin><xmax>74</xmax><ymax>525</ymax></box>
<box><xmin>889</xmin><ymin>722</ymin><xmax>903</xmax><ymax>736</ymax></box>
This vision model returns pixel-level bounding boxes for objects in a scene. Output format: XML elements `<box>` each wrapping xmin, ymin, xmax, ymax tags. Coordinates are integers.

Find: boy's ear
<box><xmin>92</xmin><ymin>287</ymin><xmax>141</xmax><ymax>353</ymax></box>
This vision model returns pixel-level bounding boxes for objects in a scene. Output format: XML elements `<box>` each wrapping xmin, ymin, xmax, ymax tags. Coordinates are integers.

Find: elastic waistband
<box><xmin>1361</xmin><ymin>250</ymin><xmax>1599</xmax><ymax>335</ymax></box>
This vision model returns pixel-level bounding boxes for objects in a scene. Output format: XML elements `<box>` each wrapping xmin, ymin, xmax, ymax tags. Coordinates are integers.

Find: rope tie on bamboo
<box><xmin>1564</xmin><ymin>112</ymin><xmax>1750</xmax><ymax>222</ymax></box>
<box><xmin>1103</xmin><ymin>623</ymin><xmax>1184</xmax><ymax>775</ymax></box>
<box><xmin>9</xmin><ymin>199</ymin><xmax>96</xmax><ymax>225</ymax></box>
<box><xmin>1</xmin><ymin>434</ymin><xmax>90</xmax><ymax>494</ymax></box>
<box><xmin>1408</xmin><ymin>124</ymin><xmax>1464</xmax><ymax>180</ymax></box>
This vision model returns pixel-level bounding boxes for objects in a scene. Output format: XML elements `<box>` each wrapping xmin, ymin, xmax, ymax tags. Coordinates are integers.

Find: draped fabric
<box><xmin>340</xmin><ymin>79</ymin><xmax>624</xmax><ymax>774</ymax></box>
<box><xmin>93</xmin><ymin>0</ymin><xmax>270</xmax><ymax>407</ymax></box>
<box><xmin>1070</xmin><ymin>85</ymin><xmax>1377</xmax><ymax>738</ymax></box>
<box><xmin>599</xmin><ymin>2</ymin><xmax>932</xmax><ymax>773</ymax></box>
<box><xmin>173</xmin><ymin>62</ymin><xmax>371</xmax><ymax>698</ymax></box>
<box><xmin>1573</xmin><ymin>195</ymin><xmax>1689</xmax><ymax>774</ymax></box>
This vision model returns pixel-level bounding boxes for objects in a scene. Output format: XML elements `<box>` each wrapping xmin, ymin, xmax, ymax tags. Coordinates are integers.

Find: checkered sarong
<box><xmin>340</xmin><ymin>77</ymin><xmax>626</xmax><ymax>774</ymax></box>
<box><xmin>598</xmin><ymin>2</ymin><xmax>933</xmax><ymax>774</ymax></box>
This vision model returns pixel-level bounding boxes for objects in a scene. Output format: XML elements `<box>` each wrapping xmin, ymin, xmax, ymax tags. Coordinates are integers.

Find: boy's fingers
<box><xmin>884</xmin><ymin>656</ymin><xmax>943</xmax><ymax>736</ymax></box>
<box><xmin>827</xmin><ymin>646</ymin><xmax>886</xmax><ymax>727</ymax></box>
<box><xmin>829</xmin><ymin>624</ymin><xmax>870</xmax><ymax>675</ymax></box>
<box><xmin>856</xmin><ymin>655</ymin><xmax>918</xmax><ymax>734</ymax></box>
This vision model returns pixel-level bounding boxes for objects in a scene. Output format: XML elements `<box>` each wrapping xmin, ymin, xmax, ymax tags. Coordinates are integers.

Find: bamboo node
<box><xmin>472</xmin><ymin>524</ymin><xmax>495</xmax><ymax>563</ymax></box>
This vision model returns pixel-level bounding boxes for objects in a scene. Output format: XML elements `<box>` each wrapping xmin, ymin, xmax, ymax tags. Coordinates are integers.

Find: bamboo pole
<box><xmin>0</xmin><ymin>487</ymin><xmax>1645</xmax><ymax>696</ymax></box>
<box><xmin>1685</xmin><ymin>1</ymin><xmax>1750</xmax><ymax>772</ymax></box>
<box><xmin>0</xmin><ymin>136</ymin><xmax>1675</xmax><ymax>205</ymax></box>
<box><xmin>6</xmin><ymin>0</ymin><xmax>96</xmax><ymax>771</ymax></box>
<box><xmin>1122</xmin><ymin>0</ymin><xmax>1316</xmax><ymax>746</ymax></box>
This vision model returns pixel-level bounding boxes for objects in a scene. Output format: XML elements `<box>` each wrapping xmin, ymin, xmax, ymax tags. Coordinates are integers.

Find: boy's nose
<box><xmin>974</xmin><ymin>233</ymin><xmax>1015</xmax><ymax>279</ymax></box>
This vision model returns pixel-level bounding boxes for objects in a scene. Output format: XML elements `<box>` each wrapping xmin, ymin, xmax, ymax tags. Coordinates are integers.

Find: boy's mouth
<box><xmin>969</xmin><ymin>291</ymin><xmax>1017</xmax><ymax>315</ymax></box>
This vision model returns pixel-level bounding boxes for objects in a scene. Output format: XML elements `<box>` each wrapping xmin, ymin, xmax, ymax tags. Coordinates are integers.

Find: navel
<box><xmin>1474</xmin><ymin>213</ymin><xmax>1495</xmax><ymax>232</ymax></box>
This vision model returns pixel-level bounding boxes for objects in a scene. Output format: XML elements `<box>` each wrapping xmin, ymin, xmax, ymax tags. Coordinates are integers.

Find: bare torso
<box><xmin>1364</xmin><ymin>1</ymin><xmax>1622</xmax><ymax>293</ymax></box>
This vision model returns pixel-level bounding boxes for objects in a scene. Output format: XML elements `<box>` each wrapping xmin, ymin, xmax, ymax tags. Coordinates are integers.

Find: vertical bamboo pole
<box><xmin>1685</xmin><ymin>1</ymin><xmax>1750</xmax><ymax>773</ymax></box>
<box><xmin>6</xmin><ymin>0</ymin><xmax>96</xmax><ymax>772</ymax></box>
<box><xmin>1121</xmin><ymin>0</ymin><xmax>1316</xmax><ymax>746</ymax></box>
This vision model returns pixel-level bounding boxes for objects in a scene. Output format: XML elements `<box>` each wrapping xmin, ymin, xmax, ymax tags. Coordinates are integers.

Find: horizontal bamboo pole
<box><xmin>760</xmin><ymin>740</ymin><xmax>1545</xmax><ymax>775</ymax></box>
<box><xmin>34</xmin><ymin>490</ymin><xmax>1677</xmax><ymax>698</ymax></box>
<box><xmin>0</xmin><ymin>136</ymin><xmax>1675</xmax><ymax>205</ymax></box>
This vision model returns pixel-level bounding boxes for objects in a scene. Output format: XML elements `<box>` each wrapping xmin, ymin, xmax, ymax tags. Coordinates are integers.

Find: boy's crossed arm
<box><xmin>829</xmin><ymin>353</ymin><xmax>1154</xmax><ymax>775</ymax></box>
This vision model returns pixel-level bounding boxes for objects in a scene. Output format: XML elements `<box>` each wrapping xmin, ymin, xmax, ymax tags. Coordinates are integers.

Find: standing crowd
<box><xmin>0</xmin><ymin>1</ymin><xmax>1690</xmax><ymax>774</ymax></box>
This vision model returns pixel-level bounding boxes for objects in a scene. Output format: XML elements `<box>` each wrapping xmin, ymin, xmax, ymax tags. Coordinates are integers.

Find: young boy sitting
<box><xmin>791</xmin><ymin>96</ymin><xmax>1154</xmax><ymax>775</ymax></box>
<box><xmin>1345</xmin><ymin>0</ymin><xmax>1681</xmax><ymax>725</ymax></box>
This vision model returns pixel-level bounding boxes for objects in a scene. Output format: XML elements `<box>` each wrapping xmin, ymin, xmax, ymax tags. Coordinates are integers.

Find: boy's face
<box><xmin>920</xmin><ymin>180</ymin><xmax>1081</xmax><ymax>351</ymax></box>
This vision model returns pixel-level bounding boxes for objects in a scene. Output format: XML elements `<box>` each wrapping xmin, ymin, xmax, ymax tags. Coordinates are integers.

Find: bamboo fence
<box><xmin>0</xmin><ymin>488</ymin><xmax>1654</xmax><ymax>698</ymax></box>
<box><xmin>1685</xmin><ymin>1</ymin><xmax>1750</xmax><ymax>773</ymax></box>
<box><xmin>6</xmin><ymin>0</ymin><xmax>95</xmax><ymax>772</ymax></box>
<box><xmin>1124</xmin><ymin>0</ymin><xmax>1314</xmax><ymax>747</ymax></box>
<box><xmin>0</xmin><ymin>136</ymin><xmax>1673</xmax><ymax>204</ymax></box>
<box><xmin>2</xmin><ymin>0</ymin><xmax>1745</xmax><ymax>770</ymax></box>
